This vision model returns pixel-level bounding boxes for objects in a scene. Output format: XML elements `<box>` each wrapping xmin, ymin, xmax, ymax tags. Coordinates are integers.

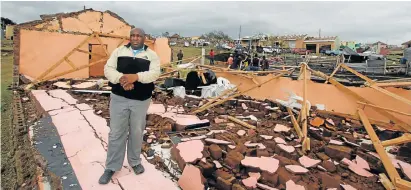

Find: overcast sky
<box><xmin>2</xmin><ymin>1</ymin><xmax>411</xmax><ymax>45</ymax></box>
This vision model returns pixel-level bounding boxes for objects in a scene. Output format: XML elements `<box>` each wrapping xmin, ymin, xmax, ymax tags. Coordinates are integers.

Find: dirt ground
<box><xmin>1</xmin><ymin>40</ymin><xmax>39</xmax><ymax>189</ymax></box>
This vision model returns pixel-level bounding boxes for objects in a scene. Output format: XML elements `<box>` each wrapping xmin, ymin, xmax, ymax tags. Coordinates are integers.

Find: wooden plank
<box><xmin>64</xmin><ymin>58</ymin><xmax>77</xmax><ymax>69</ymax></box>
<box><xmin>357</xmin><ymin>109</ymin><xmax>401</xmax><ymax>184</ymax></box>
<box><xmin>395</xmin><ymin>178</ymin><xmax>411</xmax><ymax>190</ymax></box>
<box><xmin>340</xmin><ymin>63</ymin><xmax>375</xmax><ymax>84</ymax></box>
<box><xmin>193</xmin><ymin>72</ymin><xmax>287</xmax><ymax>113</ymax></box>
<box><xmin>381</xmin><ymin>133</ymin><xmax>411</xmax><ymax>147</ymax></box>
<box><xmin>227</xmin><ymin>116</ymin><xmax>256</xmax><ymax>129</ymax></box>
<box><xmin>357</xmin><ymin>101</ymin><xmax>411</xmax><ymax>117</ymax></box>
<box><xmin>309</xmin><ymin>68</ymin><xmax>411</xmax><ymax>132</ymax></box>
<box><xmin>287</xmin><ymin>107</ymin><xmax>303</xmax><ymax>140</ymax></box>
<box><xmin>325</xmin><ymin>63</ymin><xmax>341</xmax><ymax>84</ymax></box>
<box><xmin>75</xmin><ymin>48</ymin><xmax>106</xmax><ymax>57</ymax></box>
<box><xmin>301</xmin><ymin>63</ymin><xmax>309</xmax><ymax>153</ymax></box>
<box><xmin>374</xmin><ymin>81</ymin><xmax>411</xmax><ymax>87</ymax></box>
<box><xmin>368</xmin><ymin>84</ymin><xmax>411</xmax><ymax>106</ymax></box>
<box><xmin>379</xmin><ymin>173</ymin><xmax>395</xmax><ymax>190</ymax></box>
<box><xmin>38</xmin><ymin>58</ymin><xmax>108</xmax><ymax>83</ymax></box>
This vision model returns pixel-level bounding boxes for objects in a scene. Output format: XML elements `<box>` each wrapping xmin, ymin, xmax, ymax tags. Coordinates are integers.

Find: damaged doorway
<box><xmin>89</xmin><ymin>44</ymin><xmax>108</xmax><ymax>77</ymax></box>
<box><xmin>306</xmin><ymin>44</ymin><xmax>317</xmax><ymax>54</ymax></box>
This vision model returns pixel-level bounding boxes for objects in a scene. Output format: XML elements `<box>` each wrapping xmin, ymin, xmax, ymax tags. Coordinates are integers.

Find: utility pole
<box><xmin>319</xmin><ymin>28</ymin><xmax>321</xmax><ymax>38</ymax></box>
<box><xmin>238</xmin><ymin>25</ymin><xmax>241</xmax><ymax>45</ymax></box>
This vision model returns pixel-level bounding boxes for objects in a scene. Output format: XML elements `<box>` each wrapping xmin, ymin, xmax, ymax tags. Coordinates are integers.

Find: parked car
<box><xmin>325</xmin><ymin>50</ymin><xmax>342</xmax><ymax>56</ymax></box>
<box><xmin>262</xmin><ymin>46</ymin><xmax>273</xmax><ymax>54</ymax></box>
<box><xmin>360</xmin><ymin>51</ymin><xmax>384</xmax><ymax>60</ymax></box>
<box><xmin>170</xmin><ymin>41</ymin><xmax>177</xmax><ymax>46</ymax></box>
<box><xmin>184</xmin><ymin>41</ymin><xmax>189</xmax><ymax>47</ymax></box>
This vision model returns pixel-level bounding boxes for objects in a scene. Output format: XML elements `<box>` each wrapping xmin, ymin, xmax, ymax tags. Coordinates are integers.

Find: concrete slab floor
<box><xmin>31</xmin><ymin>89</ymin><xmax>180</xmax><ymax>190</ymax></box>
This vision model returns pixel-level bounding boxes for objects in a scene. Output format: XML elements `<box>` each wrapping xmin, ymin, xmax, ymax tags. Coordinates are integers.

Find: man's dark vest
<box><xmin>108</xmin><ymin>45</ymin><xmax>154</xmax><ymax>101</ymax></box>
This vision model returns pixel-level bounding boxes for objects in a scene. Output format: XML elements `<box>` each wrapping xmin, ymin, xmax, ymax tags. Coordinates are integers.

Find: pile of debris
<box><xmin>69</xmin><ymin>90</ymin><xmax>411</xmax><ymax>190</ymax></box>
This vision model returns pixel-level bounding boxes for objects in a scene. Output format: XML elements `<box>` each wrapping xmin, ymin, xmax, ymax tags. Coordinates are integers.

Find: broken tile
<box><xmin>274</xmin><ymin>124</ymin><xmax>291</xmax><ymax>133</ymax></box>
<box><xmin>75</xmin><ymin>103</ymin><xmax>92</xmax><ymax>111</ymax></box>
<box><xmin>237</xmin><ymin>130</ymin><xmax>246</xmax><ymax>136</ymax></box>
<box><xmin>248</xmin><ymin>172</ymin><xmax>261</xmax><ymax>180</ymax></box>
<box><xmin>242</xmin><ymin>177</ymin><xmax>257</xmax><ymax>188</ymax></box>
<box><xmin>209</xmin><ymin>144</ymin><xmax>223</xmax><ymax>160</ymax></box>
<box><xmin>310</xmin><ymin>117</ymin><xmax>324</xmax><ymax>127</ymax></box>
<box><xmin>176</xmin><ymin>140</ymin><xmax>204</xmax><ymax>163</ymax></box>
<box><xmin>249</xmin><ymin>115</ymin><xmax>258</xmax><ymax>121</ymax></box>
<box><xmin>241</xmin><ymin>156</ymin><xmax>280</xmax><ymax>173</ymax></box>
<box><xmin>317</xmin><ymin>165</ymin><xmax>327</xmax><ymax>171</ymax></box>
<box><xmin>48</xmin><ymin>89</ymin><xmax>78</xmax><ymax>105</ymax></box>
<box><xmin>211</xmin><ymin>161</ymin><xmax>222</xmax><ymax>169</ymax></box>
<box><xmin>325</xmin><ymin>145</ymin><xmax>352</xmax><ymax>160</ymax></box>
<box><xmin>355</xmin><ymin>155</ymin><xmax>370</xmax><ymax>171</ymax></box>
<box><xmin>178</xmin><ymin>164</ymin><xmax>206</xmax><ymax>190</ymax></box>
<box><xmin>256</xmin><ymin>183</ymin><xmax>279</xmax><ymax>190</ymax></box>
<box><xmin>72</xmin><ymin>81</ymin><xmax>97</xmax><ymax>89</ymax></box>
<box><xmin>245</xmin><ymin>141</ymin><xmax>266</xmax><ymax>149</ymax></box>
<box><xmin>341</xmin><ymin>184</ymin><xmax>357</xmax><ymax>190</ymax></box>
<box><xmin>228</xmin><ymin>145</ymin><xmax>236</xmax><ymax>149</ymax></box>
<box><xmin>205</xmin><ymin>138</ymin><xmax>232</xmax><ymax>145</ymax></box>
<box><xmin>329</xmin><ymin>139</ymin><xmax>344</xmax><ymax>146</ymax></box>
<box><xmin>206</xmin><ymin>130</ymin><xmax>226</xmax><ymax>136</ymax></box>
<box><xmin>298</xmin><ymin>156</ymin><xmax>321</xmax><ymax>168</ymax></box>
<box><xmin>285</xmin><ymin>165</ymin><xmax>309</xmax><ymax>174</ymax></box>
<box><xmin>53</xmin><ymin>81</ymin><xmax>72</xmax><ymax>89</ymax></box>
<box><xmin>242</xmin><ymin>103</ymin><xmax>248</xmax><ymax>110</ymax></box>
<box><xmin>398</xmin><ymin>161</ymin><xmax>411</xmax><ymax>180</ymax></box>
<box><xmin>274</xmin><ymin>137</ymin><xmax>287</xmax><ymax>144</ymax></box>
<box><xmin>214</xmin><ymin>118</ymin><xmax>226</xmax><ymax>124</ymax></box>
<box><xmin>341</xmin><ymin>158</ymin><xmax>373</xmax><ymax>177</ymax></box>
<box><xmin>285</xmin><ymin>180</ymin><xmax>305</xmax><ymax>190</ymax></box>
<box><xmin>277</xmin><ymin>144</ymin><xmax>295</xmax><ymax>153</ymax></box>
<box><xmin>260</xmin><ymin>135</ymin><xmax>273</xmax><ymax>140</ymax></box>
<box><xmin>326</xmin><ymin>118</ymin><xmax>335</xmax><ymax>126</ymax></box>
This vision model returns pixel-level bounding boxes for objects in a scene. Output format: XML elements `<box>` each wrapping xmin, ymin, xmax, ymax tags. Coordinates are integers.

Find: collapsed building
<box><xmin>13</xmin><ymin>9</ymin><xmax>171</xmax><ymax>85</ymax></box>
<box><xmin>8</xmin><ymin>8</ymin><xmax>411</xmax><ymax>190</ymax></box>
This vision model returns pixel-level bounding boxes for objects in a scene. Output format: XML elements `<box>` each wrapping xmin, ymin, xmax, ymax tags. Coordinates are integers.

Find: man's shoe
<box><xmin>132</xmin><ymin>164</ymin><xmax>145</xmax><ymax>175</ymax></box>
<box><xmin>98</xmin><ymin>169</ymin><xmax>115</xmax><ymax>184</ymax></box>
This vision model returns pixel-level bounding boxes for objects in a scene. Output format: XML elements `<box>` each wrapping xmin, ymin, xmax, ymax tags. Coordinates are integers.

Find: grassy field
<box><xmin>1</xmin><ymin>39</ymin><xmax>17</xmax><ymax>189</ymax></box>
<box><xmin>170</xmin><ymin>45</ymin><xmax>230</xmax><ymax>63</ymax></box>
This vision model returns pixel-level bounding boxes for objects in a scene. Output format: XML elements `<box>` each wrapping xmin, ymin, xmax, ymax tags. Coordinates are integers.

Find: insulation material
<box><xmin>216</xmin><ymin>73</ymin><xmax>411</xmax><ymax>125</ymax></box>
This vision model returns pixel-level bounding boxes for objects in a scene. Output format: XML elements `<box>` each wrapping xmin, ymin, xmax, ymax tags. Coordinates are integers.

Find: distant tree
<box><xmin>162</xmin><ymin>32</ymin><xmax>170</xmax><ymax>38</ymax></box>
<box><xmin>202</xmin><ymin>30</ymin><xmax>233</xmax><ymax>44</ymax></box>
<box><xmin>1</xmin><ymin>17</ymin><xmax>16</xmax><ymax>30</ymax></box>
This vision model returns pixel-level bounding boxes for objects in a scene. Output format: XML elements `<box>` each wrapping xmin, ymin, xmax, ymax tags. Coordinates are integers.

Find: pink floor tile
<box><xmin>32</xmin><ymin>90</ymin><xmax>69</xmax><ymax>111</ymax></box>
<box><xmin>48</xmin><ymin>89</ymin><xmax>78</xmax><ymax>105</ymax></box>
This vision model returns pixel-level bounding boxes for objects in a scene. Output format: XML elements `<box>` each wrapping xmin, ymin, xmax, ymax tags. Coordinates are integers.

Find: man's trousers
<box><xmin>105</xmin><ymin>93</ymin><xmax>151</xmax><ymax>171</ymax></box>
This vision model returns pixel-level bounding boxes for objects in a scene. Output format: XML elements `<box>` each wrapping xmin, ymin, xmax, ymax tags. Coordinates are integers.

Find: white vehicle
<box><xmin>262</xmin><ymin>46</ymin><xmax>273</xmax><ymax>53</ymax></box>
<box><xmin>184</xmin><ymin>42</ymin><xmax>189</xmax><ymax>47</ymax></box>
<box><xmin>170</xmin><ymin>41</ymin><xmax>177</xmax><ymax>46</ymax></box>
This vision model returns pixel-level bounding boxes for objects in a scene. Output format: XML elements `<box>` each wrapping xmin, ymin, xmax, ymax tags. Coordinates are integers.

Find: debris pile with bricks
<box><xmin>49</xmin><ymin>84</ymin><xmax>410</xmax><ymax>190</ymax></box>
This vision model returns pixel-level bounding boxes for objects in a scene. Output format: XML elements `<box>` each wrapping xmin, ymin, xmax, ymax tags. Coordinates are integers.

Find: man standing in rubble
<box><xmin>99</xmin><ymin>28</ymin><xmax>160</xmax><ymax>184</ymax></box>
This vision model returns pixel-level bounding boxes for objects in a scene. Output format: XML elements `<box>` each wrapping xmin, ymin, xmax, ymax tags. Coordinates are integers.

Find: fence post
<box><xmin>201</xmin><ymin>48</ymin><xmax>205</xmax><ymax>65</ymax></box>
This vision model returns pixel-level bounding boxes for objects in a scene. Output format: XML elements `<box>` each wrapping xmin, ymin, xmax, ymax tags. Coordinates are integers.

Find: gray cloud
<box><xmin>1</xmin><ymin>1</ymin><xmax>411</xmax><ymax>45</ymax></box>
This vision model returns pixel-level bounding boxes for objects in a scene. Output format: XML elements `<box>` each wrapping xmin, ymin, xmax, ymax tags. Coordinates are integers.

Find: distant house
<box><xmin>303</xmin><ymin>36</ymin><xmax>341</xmax><ymax>54</ymax></box>
<box><xmin>5</xmin><ymin>25</ymin><xmax>15</xmax><ymax>40</ymax></box>
<box><xmin>371</xmin><ymin>41</ymin><xmax>388</xmax><ymax>54</ymax></box>
<box><xmin>270</xmin><ymin>34</ymin><xmax>308</xmax><ymax>49</ymax></box>
<box><xmin>341</xmin><ymin>41</ymin><xmax>356</xmax><ymax>51</ymax></box>
<box><xmin>402</xmin><ymin>40</ymin><xmax>411</xmax><ymax>48</ymax></box>
<box><xmin>169</xmin><ymin>33</ymin><xmax>180</xmax><ymax>42</ymax></box>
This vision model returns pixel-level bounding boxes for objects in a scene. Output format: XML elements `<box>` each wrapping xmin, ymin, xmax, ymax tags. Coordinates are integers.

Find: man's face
<box><xmin>130</xmin><ymin>29</ymin><xmax>145</xmax><ymax>49</ymax></box>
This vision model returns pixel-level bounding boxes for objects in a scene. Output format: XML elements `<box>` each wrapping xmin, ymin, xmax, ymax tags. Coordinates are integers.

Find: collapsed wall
<box><xmin>13</xmin><ymin>9</ymin><xmax>171</xmax><ymax>81</ymax></box>
<box><xmin>215</xmin><ymin>73</ymin><xmax>411</xmax><ymax>127</ymax></box>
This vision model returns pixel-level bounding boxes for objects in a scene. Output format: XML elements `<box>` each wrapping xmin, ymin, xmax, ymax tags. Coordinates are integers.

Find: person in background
<box><xmin>209</xmin><ymin>49</ymin><xmax>215</xmax><ymax>65</ymax></box>
<box><xmin>261</xmin><ymin>56</ymin><xmax>269</xmax><ymax>71</ymax></box>
<box><xmin>171</xmin><ymin>48</ymin><xmax>174</xmax><ymax>62</ymax></box>
<box><xmin>177</xmin><ymin>50</ymin><xmax>183</xmax><ymax>64</ymax></box>
<box><xmin>249</xmin><ymin>53</ymin><xmax>260</xmax><ymax>71</ymax></box>
<box><xmin>230</xmin><ymin>54</ymin><xmax>242</xmax><ymax>69</ymax></box>
<box><xmin>227</xmin><ymin>54</ymin><xmax>233</xmax><ymax>68</ymax></box>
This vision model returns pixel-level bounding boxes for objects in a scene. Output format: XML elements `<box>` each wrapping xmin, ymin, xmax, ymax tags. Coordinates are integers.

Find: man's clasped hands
<box><xmin>119</xmin><ymin>74</ymin><xmax>139</xmax><ymax>91</ymax></box>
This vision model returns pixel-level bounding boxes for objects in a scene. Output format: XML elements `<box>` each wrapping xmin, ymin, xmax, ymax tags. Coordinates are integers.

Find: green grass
<box><xmin>170</xmin><ymin>45</ymin><xmax>229</xmax><ymax>63</ymax></box>
<box><xmin>1</xmin><ymin>40</ymin><xmax>17</xmax><ymax>189</ymax></box>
